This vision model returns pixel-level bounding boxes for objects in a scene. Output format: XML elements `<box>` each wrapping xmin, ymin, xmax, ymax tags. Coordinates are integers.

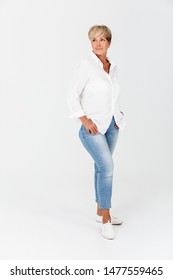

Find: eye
<box><xmin>92</xmin><ymin>39</ymin><xmax>96</xmax><ymax>42</ymax></box>
<box><xmin>101</xmin><ymin>38</ymin><xmax>105</xmax><ymax>41</ymax></box>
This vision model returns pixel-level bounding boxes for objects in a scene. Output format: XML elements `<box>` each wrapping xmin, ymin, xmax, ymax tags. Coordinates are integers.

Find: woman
<box><xmin>68</xmin><ymin>25</ymin><xmax>125</xmax><ymax>239</ymax></box>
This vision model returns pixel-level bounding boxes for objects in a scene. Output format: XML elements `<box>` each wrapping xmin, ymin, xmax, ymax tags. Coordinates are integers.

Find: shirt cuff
<box><xmin>69</xmin><ymin>109</ymin><xmax>86</xmax><ymax>118</ymax></box>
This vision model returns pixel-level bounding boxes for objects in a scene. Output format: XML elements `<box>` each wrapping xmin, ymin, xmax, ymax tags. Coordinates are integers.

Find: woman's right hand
<box><xmin>83</xmin><ymin>118</ymin><xmax>98</xmax><ymax>135</ymax></box>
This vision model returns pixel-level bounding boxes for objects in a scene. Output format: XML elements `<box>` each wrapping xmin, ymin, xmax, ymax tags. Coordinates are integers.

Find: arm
<box><xmin>68</xmin><ymin>61</ymin><xmax>98</xmax><ymax>135</ymax></box>
<box><xmin>67</xmin><ymin>60</ymin><xmax>88</xmax><ymax>118</ymax></box>
<box><xmin>112</xmin><ymin>66</ymin><xmax>126</xmax><ymax>130</ymax></box>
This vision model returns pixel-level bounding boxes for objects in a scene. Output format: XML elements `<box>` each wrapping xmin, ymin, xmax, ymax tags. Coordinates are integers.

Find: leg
<box><xmin>79</xmin><ymin>125</ymin><xmax>113</xmax><ymax>212</ymax></box>
<box><xmin>96</xmin><ymin>117</ymin><xmax>119</xmax><ymax>217</ymax></box>
<box><xmin>94</xmin><ymin>163</ymin><xmax>99</xmax><ymax>205</ymax></box>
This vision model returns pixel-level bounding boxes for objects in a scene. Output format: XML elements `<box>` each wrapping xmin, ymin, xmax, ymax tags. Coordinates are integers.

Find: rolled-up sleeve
<box><xmin>67</xmin><ymin>60</ymin><xmax>89</xmax><ymax>118</ymax></box>
<box><xmin>112</xmin><ymin>67</ymin><xmax>126</xmax><ymax>130</ymax></box>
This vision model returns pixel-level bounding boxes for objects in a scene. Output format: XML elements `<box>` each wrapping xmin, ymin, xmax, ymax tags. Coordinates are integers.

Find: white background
<box><xmin>0</xmin><ymin>0</ymin><xmax>173</xmax><ymax>259</ymax></box>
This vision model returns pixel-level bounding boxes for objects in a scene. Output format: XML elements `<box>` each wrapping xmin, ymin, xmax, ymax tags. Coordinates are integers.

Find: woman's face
<box><xmin>91</xmin><ymin>33</ymin><xmax>111</xmax><ymax>56</ymax></box>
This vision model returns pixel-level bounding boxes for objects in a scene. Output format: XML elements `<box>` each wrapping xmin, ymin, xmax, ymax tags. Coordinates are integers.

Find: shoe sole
<box><xmin>102</xmin><ymin>234</ymin><xmax>115</xmax><ymax>240</ymax></box>
<box><xmin>97</xmin><ymin>220</ymin><xmax>123</xmax><ymax>225</ymax></box>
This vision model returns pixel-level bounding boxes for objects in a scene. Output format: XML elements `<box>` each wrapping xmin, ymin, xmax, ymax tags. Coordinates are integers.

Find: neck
<box><xmin>94</xmin><ymin>53</ymin><xmax>108</xmax><ymax>64</ymax></box>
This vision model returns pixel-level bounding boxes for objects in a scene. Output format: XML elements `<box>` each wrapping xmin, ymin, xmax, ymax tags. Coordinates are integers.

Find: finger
<box><xmin>93</xmin><ymin>124</ymin><xmax>98</xmax><ymax>131</ymax></box>
<box><xmin>94</xmin><ymin>128</ymin><xmax>99</xmax><ymax>134</ymax></box>
<box><xmin>91</xmin><ymin>123</ymin><xmax>98</xmax><ymax>131</ymax></box>
<box><xmin>92</xmin><ymin>127</ymin><xmax>98</xmax><ymax>135</ymax></box>
<box><xmin>92</xmin><ymin>130</ymin><xmax>97</xmax><ymax>136</ymax></box>
<box><xmin>88</xmin><ymin>127</ymin><xmax>95</xmax><ymax>135</ymax></box>
<box><xmin>87</xmin><ymin>123</ymin><xmax>98</xmax><ymax>135</ymax></box>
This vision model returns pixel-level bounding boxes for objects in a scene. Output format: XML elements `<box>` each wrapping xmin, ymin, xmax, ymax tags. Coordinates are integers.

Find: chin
<box><xmin>94</xmin><ymin>50</ymin><xmax>104</xmax><ymax>56</ymax></box>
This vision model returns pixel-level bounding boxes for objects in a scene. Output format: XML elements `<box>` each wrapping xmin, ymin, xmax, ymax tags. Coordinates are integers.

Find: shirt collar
<box><xmin>90</xmin><ymin>51</ymin><xmax>115</xmax><ymax>70</ymax></box>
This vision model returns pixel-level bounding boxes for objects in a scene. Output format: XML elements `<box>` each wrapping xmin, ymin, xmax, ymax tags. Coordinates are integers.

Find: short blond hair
<box><xmin>88</xmin><ymin>25</ymin><xmax>112</xmax><ymax>42</ymax></box>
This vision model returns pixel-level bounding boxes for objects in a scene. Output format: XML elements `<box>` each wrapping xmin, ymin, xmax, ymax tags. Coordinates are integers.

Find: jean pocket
<box><xmin>114</xmin><ymin>123</ymin><xmax>119</xmax><ymax>129</ymax></box>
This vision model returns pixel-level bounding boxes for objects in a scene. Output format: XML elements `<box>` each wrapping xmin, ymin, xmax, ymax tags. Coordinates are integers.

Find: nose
<box><xmin>96</xmin><ymin>40</ymin><xmax>101</xmax><ymax>47</ymax></box>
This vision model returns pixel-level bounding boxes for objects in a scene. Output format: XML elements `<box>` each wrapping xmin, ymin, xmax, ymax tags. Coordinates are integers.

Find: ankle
<box><xmin>102</xmin><ymin>209</ymin><xmax>111</xmax><ymax>224</ymax></box>
<box><xmin>102</xmin><ymin>216</ymin><xmax>111</xmax><ymax>224</ymax></box>
<box><xmin>97</xmin><ymin>210</ymin><xmax>102</xmax><ymax>216</ymax></box>
<box><xmin>97</xmin><ymin>204</ymin><xmax>102</xmax><ymax>216</ymax></box>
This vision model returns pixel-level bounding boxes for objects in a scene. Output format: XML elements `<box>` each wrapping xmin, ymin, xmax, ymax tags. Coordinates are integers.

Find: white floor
<box><xmin>0</xmin><ymin>178</ymin><xmax>172</xmax><ymax>260</ymax></box>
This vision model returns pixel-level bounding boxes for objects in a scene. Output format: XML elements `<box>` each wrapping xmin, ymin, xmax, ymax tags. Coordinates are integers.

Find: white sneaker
<box><xmin>96</xmin><ymin>214</ymin><xmax>123</xmax><ymax>225</ymax></box>
<box><xmin>101</xmin><ymin>221</ymin><xmax>115</xmax><ymax>240</ymax></box>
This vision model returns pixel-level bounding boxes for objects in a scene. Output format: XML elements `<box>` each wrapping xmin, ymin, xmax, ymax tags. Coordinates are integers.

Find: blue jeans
<box><xmin>79</xmin><ymin>117</ymin><xmax>119</xmax><ymax>209</ymax></box>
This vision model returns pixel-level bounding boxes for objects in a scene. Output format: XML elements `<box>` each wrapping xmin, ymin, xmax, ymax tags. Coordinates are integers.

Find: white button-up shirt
<box><xmin>67</xmin><ymin>51</ymin><xmax>125</xmax><ymax>134</ymax></box>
